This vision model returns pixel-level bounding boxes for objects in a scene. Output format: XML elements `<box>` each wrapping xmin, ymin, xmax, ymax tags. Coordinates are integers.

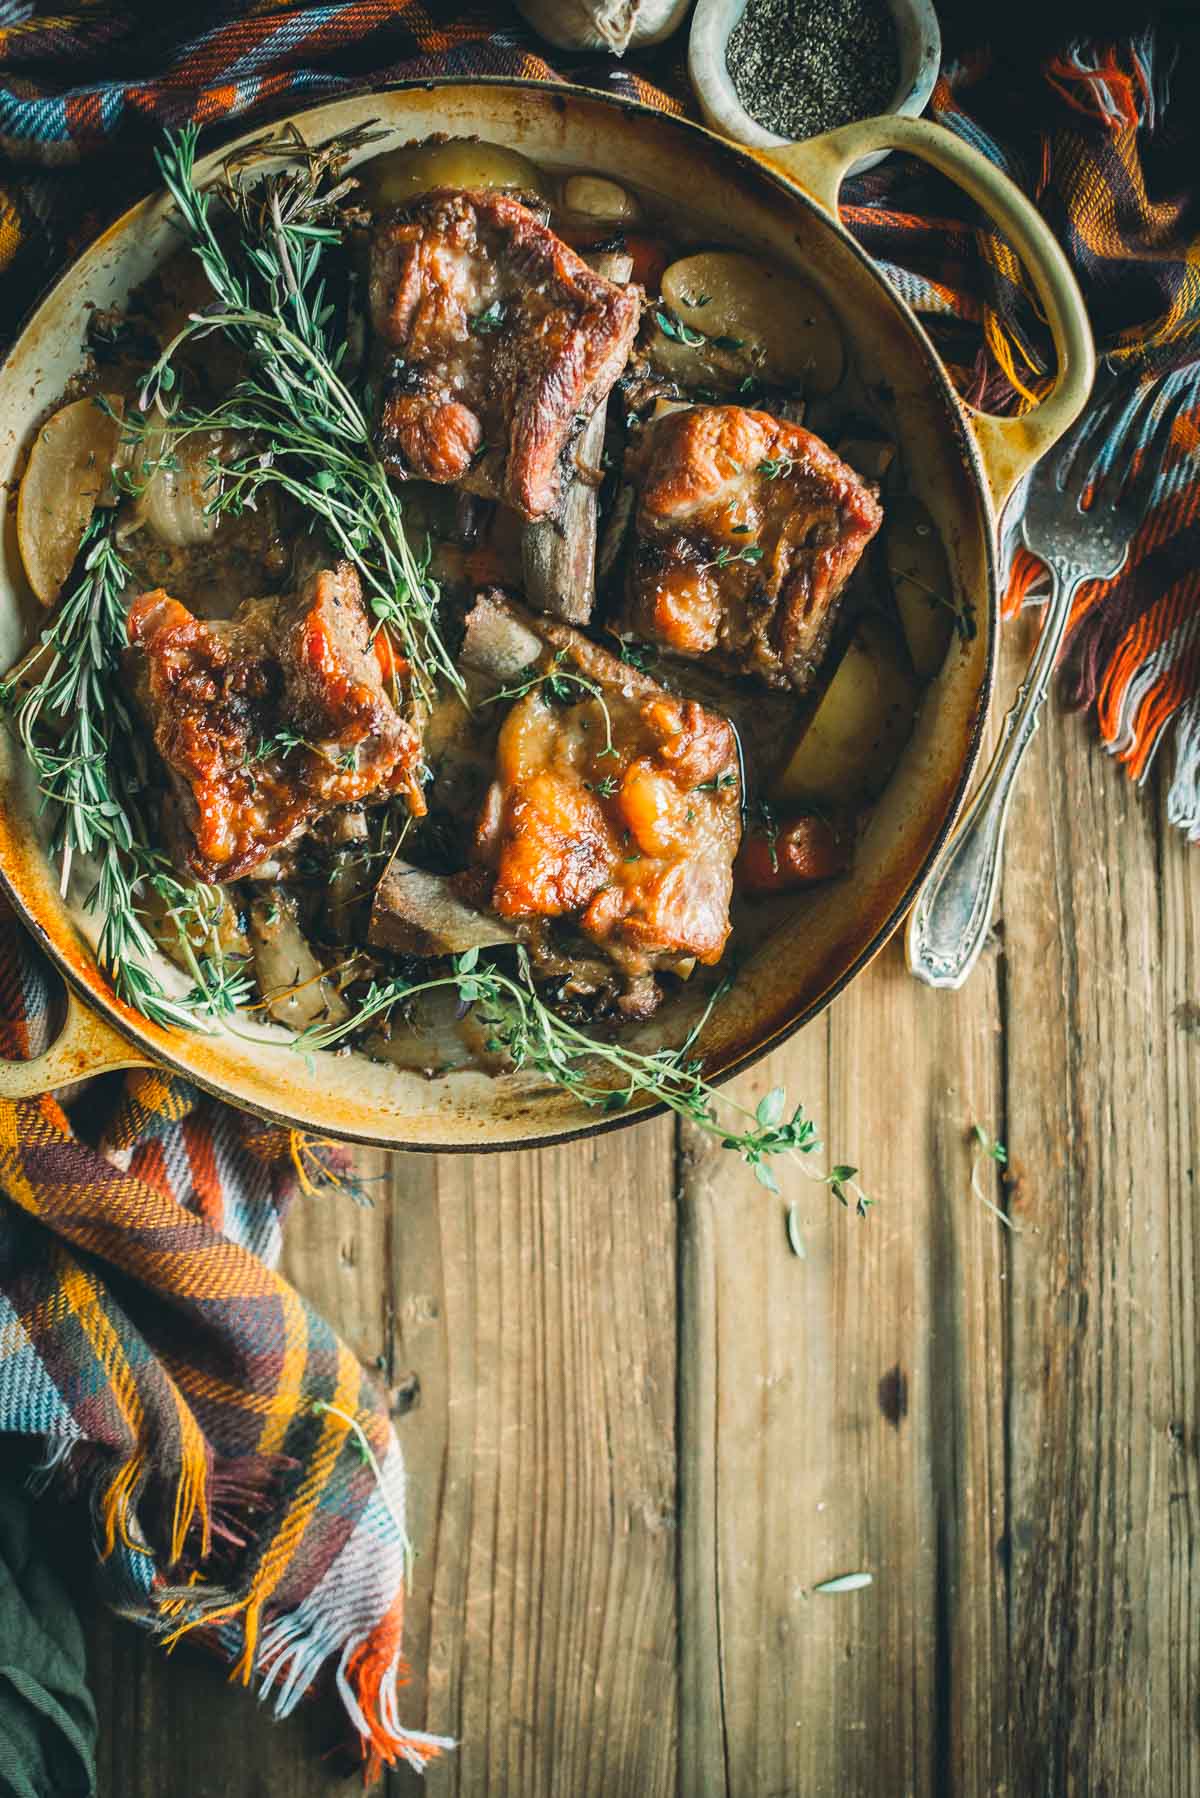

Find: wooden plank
<box><xmin>676</xmin><ymin>617</ymin><xmax>1023</xmax><ymax>1798</ymax></box>
<box><xmin>386</xmin><ymin>1124</ymin><xmax>678</xmax><ymax>1797</ymax></box>
<box><xmin>1156</xmin><ymin>765</ymin><xmax>1200</xmax><ymax>1798</ymax></box>
<box><xmin>999</xmin><ymin>677</ymin><xmax>1196</xmax><ymax>1794</ymax></box>
<box><xmin>678</xmin><ymin>943</ymin><xmax>1010</xmax><ymax>1797</ymax></box>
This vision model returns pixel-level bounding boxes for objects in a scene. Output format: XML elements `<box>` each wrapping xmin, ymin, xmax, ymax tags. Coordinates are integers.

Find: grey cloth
<box><xmin>0</xmin><ymin>1478</ymin><xmax>96</xmax><ymax>1798</ymax></box>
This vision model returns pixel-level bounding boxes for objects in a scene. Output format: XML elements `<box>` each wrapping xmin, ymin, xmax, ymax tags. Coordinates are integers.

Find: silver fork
<box><xmin>906</xmin><ymin>378</ymin><xmax>1156</xmax><ymax>989</ymax></box>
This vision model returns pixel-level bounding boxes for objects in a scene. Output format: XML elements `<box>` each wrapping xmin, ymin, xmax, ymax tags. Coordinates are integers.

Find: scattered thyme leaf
<box><xmin>708</xmin><ymin>542</ymin><xmax>764</xmax><ymax>570</ymax></box>
<box><xmin>468</xmin><ymin>299</ymin><xmax>506</xmax><ymax>335</ymax></box>
<box><xmin>969</xmin><ymin>1124</ymin><xmax>1019</xmax><ymax>1231</ymax></box>
<box><xmin>813</xmin><ymin>1572</ymin><xmax>873</xmax><ymax>1594</ymax></box>
<box><xmin>616</xmin><ymin>635</ymin><xmax>656</xmax><ymax>672</ymax></box>
<box><xmin>971</xmin><ymin>1123</ymin><xmax>1008</xmax><ymax>1165</ymax></box>
<box><xmin>755</xmin><ymin>799</ymin><xmax>779</xmax><ymax>872</ymax></box>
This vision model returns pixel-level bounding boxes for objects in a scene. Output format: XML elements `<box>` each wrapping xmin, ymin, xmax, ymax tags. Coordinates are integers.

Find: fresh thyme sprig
<box><xmin>6</xmin><ymin>515</ymin><xmax>249</xmax><ymax>1028</ymax></box>
<box><xmin>482</xmin><ymin>652</ymin><xmax>620</xmax><ymax>759</ymax></box>
<box><xmin>887</xmin><ymin>560</ymin><xmax>977</xmax><ymax>642</ymax></box>
<box><xmin>295</xmin><ymin>945</ymin><xmax>868</xmax><ymax>1203</ymax></box>
<box><xmin>754</xmin><ymin>798</ymin><xmax>780</xmax><ymax>872</ymax></box>
<box><xmin>757</xmin><ymin>455</ymin><xmax>798</xmax><ymax>480</ymax></box>
<box><xmin>138</xmin><ymin>122</ymin><xmax>462</xmax><ymax>709</ymax></box>
<box><xmin>705</xmin><ymin>542</ymin><xmax>764</xmax><ymax>571</ymax></box>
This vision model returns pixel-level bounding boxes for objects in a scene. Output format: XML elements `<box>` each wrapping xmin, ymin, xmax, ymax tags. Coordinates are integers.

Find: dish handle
<box><xmin>758</xmin><ymin>116</ymin><xmax>1095</xmax><ymax>516</ymax></box>
<box><xmin>0</xmin><ymin>986</ymin><xmax>153</xmax><ymax>1100</ymax></box>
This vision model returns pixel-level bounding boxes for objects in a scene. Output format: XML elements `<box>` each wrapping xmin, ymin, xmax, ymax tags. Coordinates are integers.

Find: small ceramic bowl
<box><xmin>688</xmin><ymin>0</ymin><xmax>942</xmax><ymax>175</ymax></box>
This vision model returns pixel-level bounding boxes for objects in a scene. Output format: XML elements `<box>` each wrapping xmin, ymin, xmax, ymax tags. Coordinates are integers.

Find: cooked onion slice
<box><xmin>249</xmin><ymin>892</ymin><xmax>349</xmax><ymax>1031</ymax></box>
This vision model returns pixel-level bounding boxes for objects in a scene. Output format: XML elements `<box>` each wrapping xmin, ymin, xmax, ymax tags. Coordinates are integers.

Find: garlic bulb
<box><xmin>514</xmin><ymin>0</ymin><xmax>691</xmax><ymax>53</ymax></box>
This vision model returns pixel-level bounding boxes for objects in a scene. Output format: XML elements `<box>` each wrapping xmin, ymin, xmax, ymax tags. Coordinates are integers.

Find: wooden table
<box><xmin>88</xmin><ymin>611</ymin><xmax>1198</xmax><ymax>1795</ymax></box>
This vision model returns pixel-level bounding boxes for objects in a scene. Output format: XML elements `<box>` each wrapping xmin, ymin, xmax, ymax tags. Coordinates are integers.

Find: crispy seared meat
<box><xmin>369</xmin><ymin>189</ymin><xmax>640</xmax><ymax>521</ymax></box>
<box><xmin>126</xmin><ymin>563</ymin><xmax>424</xmax><ymax>881</ymax></box>
<box><xmin>467</xmin><ymin>592</ymin><xmax>742</xmax><ymax>986</ymax></box>
<box><xmin>623</xmin><ymin>406</ymin><xmax>883</xmax><ymax>692</ymax></box>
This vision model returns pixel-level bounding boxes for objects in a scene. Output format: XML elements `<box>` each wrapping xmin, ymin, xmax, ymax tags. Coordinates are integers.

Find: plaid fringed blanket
<box><xmin>0</xmin><ymin>906</ymin><xmax>454</xmax><ymax>1778</ymax></box>
<box><xmin>0</xmin><ymin>0</ymin><xmax>1197</xmax><ymax>1776</ymax></box>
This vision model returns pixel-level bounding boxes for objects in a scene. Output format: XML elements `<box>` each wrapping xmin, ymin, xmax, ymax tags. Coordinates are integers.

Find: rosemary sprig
<box><xmin>139</xmin><ymin>123</ymin><xmax>462</xmax><ymax>709</ymax></box>
<box><xmin>6</xmin><ymin>516</ymin><xmax>248</xmax><ymax>1028</ymax></box>
<box><xmin>295</xmin><ymin>945</ymin><xmax>868</xmax><ymax>1203</ymax></box>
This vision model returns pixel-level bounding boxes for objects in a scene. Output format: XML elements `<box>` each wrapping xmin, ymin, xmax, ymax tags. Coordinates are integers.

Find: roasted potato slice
<box><xmin>660</xmin><ymin>252</ymin><xmax>844</xmax><ymax>394</ymax></box>
<box><xmin>774</xmin><ymin>616</ymin><xmax>918</xmax><ymax>806</ymax></box>
<box><xmin>886</xmin><ymin>497</ymin><xmax>956</xmax><ymax>679</ymax></box>
<box><xmin>17</xmin><ymin>395</ymin><xmax>123</xmax><ymax>604</ymax></box>
<box><xmin>359</xmin><ymin>137</ymin><xmax>552</xmax><ymax>210</ymax></box>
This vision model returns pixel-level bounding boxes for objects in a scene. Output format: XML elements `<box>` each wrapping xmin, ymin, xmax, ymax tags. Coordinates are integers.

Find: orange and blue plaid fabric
<box><xmin>0</xmin><ymin>2</ymin><xmax>1197</xmax><ymax>1777</ymax></box>
<box><xmin>0</xmin><ymin>906</ymin><xmax>454</xmax><ymax>1778</ymax></box>
<box><xmin>843</xmin><ymin>32</ymin><xmax>1200</xmax><ymax>829</ymax></box>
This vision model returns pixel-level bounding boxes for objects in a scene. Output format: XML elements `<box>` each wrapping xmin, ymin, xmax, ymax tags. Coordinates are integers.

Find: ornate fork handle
<box><xmin>906</xmin><ymin>556</ymin><xmax>1086</xmax><ymax>989</ymax></box>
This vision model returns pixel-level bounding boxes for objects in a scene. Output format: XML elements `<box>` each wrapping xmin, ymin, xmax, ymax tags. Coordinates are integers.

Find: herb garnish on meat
<box><xmin>5</xmin><ymin>516</ymin><xmax>253</xmax><ymax>1027</ymax></box>
<box><xmin>136</xmin><ymin>122</ymin><xmax>463</xmax><ymax>711</ymax></box>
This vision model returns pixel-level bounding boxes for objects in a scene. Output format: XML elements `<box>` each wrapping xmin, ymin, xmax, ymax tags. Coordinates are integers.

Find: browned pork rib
<box><xmin>622</xmin><ymin>405</ymin><xmax>883</xmax><ymax>693</ymax></box>
<box><xmin>369</xmin><ymin>189</ymin><xmax>640</xmax><ymax>521</ymax></box>
<box><xmin>464</xmin><ymin>592</ymin><xmax>743</xmax><ymax>999</ymax></box>
<box><xmin>125</xmin><ymin>563</ymin><xmax>424</xmax><ymax>881</ymax></box>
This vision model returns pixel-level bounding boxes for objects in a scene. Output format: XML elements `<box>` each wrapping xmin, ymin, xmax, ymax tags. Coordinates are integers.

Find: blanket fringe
<box><xmin>1167</xmin><ymin>697</ymin><xmax>1200</xmax><ymax>841</ymax></box>
<box><xmin>1046</xmin><ymin>33</ymin><xmax>1159</xmax><ymax>131</ymax></box>
<box><xmin>337</xmin><ymin>1618</ymin><xmax>456</xmax><ymax>1779</ymax></box>
<box><xmin>94</xmin><ymin>1435</ymin><xmax>285</xmax><ymax>1580</ymax></box>
<box><xmin>252</xmin><ymin>1588</ymin><xmax>455</xmax><ymax>1776</ymax></box>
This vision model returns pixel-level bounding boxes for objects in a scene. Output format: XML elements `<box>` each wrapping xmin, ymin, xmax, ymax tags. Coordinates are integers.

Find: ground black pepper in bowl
<box><xmin>726</xmin><ymin>0</ymin><xmax>901</xmax><ymax>139</ymax></box>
